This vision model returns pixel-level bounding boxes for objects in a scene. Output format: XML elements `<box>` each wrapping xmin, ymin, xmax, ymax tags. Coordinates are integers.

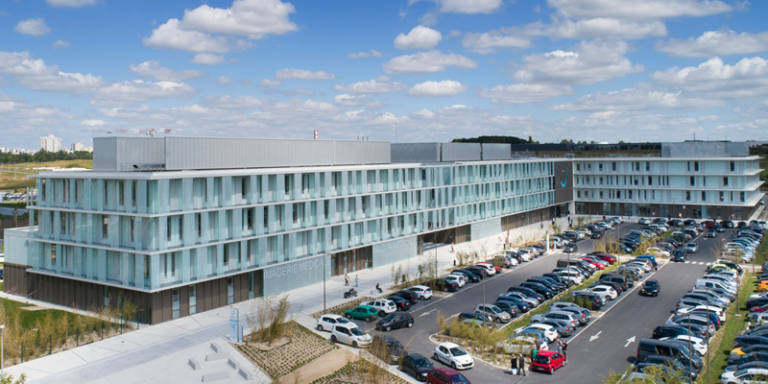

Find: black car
<box><xmin>571</xmin><ymin>291</ymin><xmax>604</xmax><ymax>310</ymax></box>
<box><xmin>453</xmin><ymin>269</ymin><xmax>480</xmax><ymax>283</ymax></box>
<box><xmin>727</xmin><ymin>352</ymin><xmax>768</xmax><ymax>367</ymax></box>
<box><xmin>465</xmin><ymin>266</ymin><xmax>488</xmax><ymax>279</ymax></box>
<box><xmin>493</xmin><ymin>300</ymin><xmax>521</xmax><ymax>317</ymax></box>
<box><xmin>528</xmin><ymin>277</ymin><xmax>565</xmax><ymax>292</ymax></box>
<box><xmin>432</xmin><ymin>278</ymin><xmax>459</xmax><ymax>292</ymax></box>
<box><xmin>746</xmin><ymin>298</ymin><xmax>768</xmax><ymax>311</ymax></box>
<box><xmin>704</xmin><ymin>230</ymin><xmax>716</xmax><ymax>238</ymax></box>
<box><xmin>495</xmin><ymin>295</ymin><xmax>531</xmax><ymax>312</ymax></box>
<box><xmin>733</xmin><ymin>336</ymin><xmax>768</xmax><ymax>349</ymax></box>
<box><xmin>641</xmin><ymin>280</ymin><xmax>660</xmax><ymax>297</ymax></box>
<box><xmin>540</xmin><ymin>319</ymin><xmax>574</xmax><ymax>337</ymax></box>
<box><xmin>400</xmin><ymin>353</ymin><xmax>434</xmax><ymax>382</ymax></box>
<box><xmin>376</xmin><ymin>313</ymin><xmax>414</xmax><ymax>332</ymax></box>
<box><xmin>721</xmin><ymin>220</ymin><xmax>734</xmax><ymax>228</ymax></box>
<box><xmin>652</xmin><ymin>324</ymin><xmax>694</xmax><ymax>339</ymax></box>
<box><xmin>370</xmin><ymin>335</ymin><xmax>408</xmax><ymax>364</ymax></box>
<box><xmin>738</xmin><ymin>221</ymin><xmax>748</xmax><ymax>228</ymax></box>
<box><xmin>520</xmin><ymin>282</ymin><xmax>554</xmax><ymax>299</ymax></box>
<box><xmin>543</xmin><ymin>273</ymin><xmax>568</xmax><ymax>285</ymax></box>
<box><xmin>591</xmin><ymin>230</ymin><xmax>603</xmax><ymax>239</ymax></box>
<box><xmin>636</xmin><ymin>355</ymin><xmax>697</xmax><ymax>380</ymax></box>
<box><xmin>387</xmin><ymin>295</ymin><xmax>412</xmax><ymax>311</ymax></box>
<box><xmin>671</xmin><ymin>249</ymin><xmax>687</xmax><ymax>262</ymax></box>
<box><xmin>395</xmin><ymin>290</ymin><xmax>418</xmax><ymax>304</ymax></box>
<box><xmin>507</xmin><ymin>286</ymin><xmax>545</xmax><ymax>303</ymax></box>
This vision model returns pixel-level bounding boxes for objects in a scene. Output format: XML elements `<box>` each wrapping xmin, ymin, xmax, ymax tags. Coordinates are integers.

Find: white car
<box><xmin>646</xmin><ymin>247</ymin><xmax>670</xmax><ymax>258</ymax></box>
<box><xmin>407</xmin><ymin>285</ymin><xmax>433</xmax><ymax>300</ymax></box>
<box><xmin>720</xmin><ymin>368</ymin><xmax>768</xmax><ymax>384</ymax></box>
<box><xmin>316</xmin><ymin>314</ymin><xmax>350</xmax><ymax>332</ymax></box>
<box><xmin>589</xmin><ymin>285</ymin><xmax>618</xmax><ymax>300</ymax></box>
<box><xmin>660</xmin><ymin>335</ymin><xmax>707</xmax><ymax>356</ymax></box>
<box><xmin>330</xmin><ymin>323</ymin><xmax>372</xmax><ymax>348</ymax></box>
<box><xmin>747</xmin><ymin>312</ymin><xmax>768</xmax><ymax>325</ymax></box>
<box><xmin>434</xmin><ymin>342</ymin><xmax>474</xmax><ymax>370</ymax></box>
<box><xmin>474</xmin><ymin>263</ymin><xmax>496</xmax><ymax>275</ymax></box>
<box><xmin>445</xmin><ymin>275</ymin><xmax>466</xmax><ymax>288</ymax></box>
<box><xmin>517</xmin><ymin>249</ymin><xmax>533</xmax><ymax>261</ymax></box>
<box><xmin>514</xmin><ymin>323</ymin><xmax>558</xmax><ymax>343</ymax></box>
<box><xmin>638</xmin><ymin>218</ymin><xmax>651</xmax><ymax>225</ymax></box>
<box><xmin>750</xmin><ymin>291</ymin><xmax>768</xmax><ymax>300</ymax></box>
<box><xmin>361</xmin><ymin>299</ymin><xmax>397</xmax><ymax>317</ymax></box>
<box><xmin>676</xmin><ymin>305</ymin><xmax>725</xmax><ymax>322</ymax></box>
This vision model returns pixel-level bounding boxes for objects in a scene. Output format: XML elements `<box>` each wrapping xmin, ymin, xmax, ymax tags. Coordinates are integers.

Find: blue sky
<box><xmin>2</xmin><ymin>0</ymin><xmax>768</xmax><ymax>150</ymax></box>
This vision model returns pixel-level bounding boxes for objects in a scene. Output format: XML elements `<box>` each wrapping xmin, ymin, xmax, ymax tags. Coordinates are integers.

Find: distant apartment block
<box><xmin>71</xmin><ymin>143</ymin><xmax>94</xmax><ymax>153</ymax></box>
<box><xmin>40</xmin><ymin>135</ymin><xmax>62</xmax><ymax>153</ymax></box>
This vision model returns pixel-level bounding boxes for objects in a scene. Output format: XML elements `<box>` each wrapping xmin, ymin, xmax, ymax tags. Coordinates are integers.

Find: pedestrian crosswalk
<box><xmin>682</xmin><ymin>261</ymin><xmax>712</xmax><ymax>265</ymax></box>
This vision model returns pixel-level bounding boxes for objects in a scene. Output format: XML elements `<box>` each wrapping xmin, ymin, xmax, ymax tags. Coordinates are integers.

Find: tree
<box><xmin>528</xmin><ymin>136</ymin><xmax>533</xmax><ymax>143</ymax></box>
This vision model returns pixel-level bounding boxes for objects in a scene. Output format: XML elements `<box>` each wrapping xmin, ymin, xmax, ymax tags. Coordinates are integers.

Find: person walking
<box><xmin>355</xmin><ymin>274</ymin><xmax>359</xmax><ymax>287</ymax></box>
<box><xmin>375</xmin><ymin>283</ymin><xmax>383</xmax><ymax>294</ymax></box>
<box><xmin>562</xmin><ymin>340</ymin><xmax>568</xmax><ymax>363</ymax></box>
<box><xmin>510</xmin><ymin>354</ymin><xmax>518</xmax><ymax>375</ymax></box>
<box><xmin>517</xmin><ymin>353</ymin><xmax>526</xmax><ymax>376</ymax></box>
<box><xmin>344</xmin><ymin>273</ymin><xmax>349</xmax><ymax>286</ymax></box>
<box><xmin>451</xmin><ymin>242</ymin><xmax>454</xmax><ymax>253</ymax></box>
<box><xmin>556</xmin><ymin>340</ymin><xmax>564</xmax><ymax>356</ymax></box>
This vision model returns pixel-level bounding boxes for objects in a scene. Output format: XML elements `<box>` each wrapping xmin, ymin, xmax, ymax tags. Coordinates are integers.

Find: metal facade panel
<box><xmin>662</xmin><ymin>142</ymin><xmax>747</xmax><ymax>158</ymax></box>
<box><xmin>372</xmin><ymin>236</ymin><xmax>416</xmax><ymax>268</ymax></box>
<box><xmin>442</xmin><ymin>143</ymin><xmax>481</xmax><ymax>162</ymax></box>
<box><xmin>481</xmin><ymin>143</ymin><xmax>511</xmax><ymax>160</ymax></box>
<box><xmin>116</xmin><ymin>137</ymin><xmax>165</xmax><ymax>171</ymax></box>
<box><xmin>334</xmin><ymin>141</ymin><xmax>390</xmax><ymax>165</ymax></box>
<box><xmin>261</xmin><ymin>254</ymin><xmax>330</xmax><ymax>297</ymax></box>
<box><xmin>391</xmin><ymin>143</ymin><xmax>441</xmax><ymax>163</ymax></box>
<box><xmin>93</xmin><ymin>137</ymin><xmax>117</xmax><ymax>171</ymax></box>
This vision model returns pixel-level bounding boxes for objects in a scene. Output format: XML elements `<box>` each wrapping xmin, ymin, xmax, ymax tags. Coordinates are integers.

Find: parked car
<box><xmin>316</xmin><ymin>314</ymin><xmax>350</xmax><ymax>331</ymax></box>
<box><xmin>394</xmin><ymin>290</ymin><xmax>419</xmax><ymax>304</ymax></box>
<box><xmin>345</xmin><ymin>305</ymin><xmax>378</xmax><ymax>322</ymax></box>
<box><xmin>433</xmin><ymin>278</ymin><xmax>459</xmax><ymax>292</ymax></box>
<box><xmin>514</xmin><ymin>323</ymin><xmax>558</xmax><ymax>343</ymax></box>
<box><xmin>434</xmin><ymin>342</ymin><xmax>474</xmax><ymax>370</ymax></box>
<box><xmin>474</xmin><ymin>304</ymin><xmax>512</xmax><ymax>323</ymax></box>
<box><xmin>370</xmin><ymin>335</ymin><xmax>408</xmax><ymax>364</ymax></box>
<box><xmin>361</xmin><ymin>299</ymin><xmax>397</xmax><ymax>317</ymax></box>
<box><xmin>408</xmin><ymin>285</ymin><xmax>434</xmax><ymax>300</ymax></box>
<box><xmin>564</xmin><ymin>243</ymin><xmax>578</xmax><ymax>253</ymax></box>
<box><xmin>531</xmin><ymin>350</ymin><xmax>567</xmax><ymax>374</ymax></box>
<box><xmin>426</xmin><ymin>367</ymin><xmax>471</xmax><ymax>384</ymax></box>
<box><xmin>458</xmin><ymin>312</ymin><xmax>492</xmax><ymax>327</ymax></box>
<box><xmin>401</xmin><ymin>353</ymin><xmax>435</xmax><ymax>382</ymax></box>
<box><xmin>376</xmin><ymin>313</ymin><xmax>414</xmax><ymax>332</ymax></box>
<box><xmin>387</xmin><ymin>295</ymin><xmax>412</xmax><ymax>311</ymax></box>
<box><xmin>331</xmin><ymin>323</ymin><xmax>372</xmax><ymax>348</ymax></box>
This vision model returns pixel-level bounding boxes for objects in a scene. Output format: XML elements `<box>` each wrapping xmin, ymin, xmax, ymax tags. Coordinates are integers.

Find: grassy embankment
<box><xmin>0</xmin><ymin>159</ymin><xmax>93</xmax><ymax>192</ymax></box>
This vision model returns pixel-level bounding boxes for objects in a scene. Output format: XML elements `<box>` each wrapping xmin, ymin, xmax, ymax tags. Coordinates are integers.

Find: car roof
<box><xmin>357</xmin><ymin>305</ymin><xmax>375</xmax><ymax>310</ymax></box>
<box><xmin>408</xmin><ymin>353</ymin><xmax>428</xmax><ymax>360</ymax></box>
<box><xmin>439</xmin><ymin>342</ymin><xmax>459</xmax><ymax>348</ymax></box>
<box><xmin>411</xmin><ymin>285</ymin><xmax>430</xmax><ymax>289</ymax></box>
<box><xmin>537</xmin><ymin>350</ymin><xmax>555</xmax><ymax>356</ymax></box>
<box><xmin>432</xmin><ymin>367</ymin><xmax>461</xmax><ymax>375</ymax></box>
<box><xmin>321</xmin><ymin>314</ymin><xmax>344</xmax><ymax>319</ymax></box>
<box><xmin>335</xmin><ymin>322</ymin><xmax>358</xmax><ymax>330</ymax></box>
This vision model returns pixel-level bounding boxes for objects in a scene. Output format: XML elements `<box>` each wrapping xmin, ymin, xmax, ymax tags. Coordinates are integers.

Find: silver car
<box><xmin>474</xmin><ymin>303</ymin><xmax>512</xmax><ymax>323</ymax></box>
<box><xmin>685</xmin><ymin>243</ymin><xmax>698</xmax><ymax>253</ymax></box>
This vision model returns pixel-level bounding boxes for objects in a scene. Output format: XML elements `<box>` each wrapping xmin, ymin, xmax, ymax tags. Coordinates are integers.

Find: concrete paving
<box><xmin>4</xmin><ymin>216</ymin><xmax>572</xmax><ymax>384</ymax></box>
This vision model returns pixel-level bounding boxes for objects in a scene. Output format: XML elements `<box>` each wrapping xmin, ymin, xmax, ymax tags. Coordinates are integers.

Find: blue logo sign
<box><xmin>559</xmin><ymin>167</ymin><xmax>569</xmax><ymax>188</ymax></box>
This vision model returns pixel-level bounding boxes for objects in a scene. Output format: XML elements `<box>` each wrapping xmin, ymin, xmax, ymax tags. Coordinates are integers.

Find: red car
<box><xmin>590</xmin><ymin>252</ymin><xmax>617</xmax><ymax>265</ymax></box>
<box><xmin>579</xmin><ymin>258</ymin><xmax>606</xmax><ymax>270</ymax></box>
<box><xmin>750</xmin><ymin>304</ymin><xmax>768</xmax><ymax>313</ymax></box>
<box><xmin>427</xmin><ymin>367</ymin><xmax>471</xmax><ymax>384</ymax></box>
<box><xmin>476</xmin><ymin>262</ymin><xmax>502</xmax><ymax>273</ymax></box>
<box><xmin>531</xmin><ymin>350</ymin><xmax>567</xmax><ymax>374</ymax></box>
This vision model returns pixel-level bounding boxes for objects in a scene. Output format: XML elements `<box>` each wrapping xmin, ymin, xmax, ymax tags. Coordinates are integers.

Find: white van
<box><xmin>695</xmin><ymin>279</ymin><xmax>737</xmax><ymax>294</ymax></box>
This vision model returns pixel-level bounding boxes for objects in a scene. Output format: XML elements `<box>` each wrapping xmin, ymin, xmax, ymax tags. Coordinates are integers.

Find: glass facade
<box><xmin>23</xmin><ymin>160</ymin><xmax>561</xmax><ymax>293</ymax></box>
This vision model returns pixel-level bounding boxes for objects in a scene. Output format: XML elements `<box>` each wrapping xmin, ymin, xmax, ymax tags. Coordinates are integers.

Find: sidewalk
<box><xmin>5</xmin><ymin>216</ymin><xmax>570</xmax><ymax>383</ymax></box>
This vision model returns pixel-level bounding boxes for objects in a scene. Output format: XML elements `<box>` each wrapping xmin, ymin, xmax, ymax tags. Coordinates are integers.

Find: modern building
<box><xmin>573</xmin><ymin>142</ymin><xmax>764</xmax><ymax>220</ymax></box>
<box><xmin>71</xmin><ymin>143</ymin><xmax>94</xmax><ymax>153</ymax></box>
<box><xmin>4</xmin><ymin>137</ymin><xmax>573</xmax><ymax>325</ymax></box>
<box><xmin>40</xmin><ymin>135</ymin><xmax>62</xmax><ymax>153</ymax></box>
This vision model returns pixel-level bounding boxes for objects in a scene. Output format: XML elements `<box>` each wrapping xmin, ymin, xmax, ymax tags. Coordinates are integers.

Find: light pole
<box><xmin>323</xmin><ymin>254</ymin><xmax>327</xmax><ymax>312</ymax></box>
<box><xmin>1</xmin><ymin>324</ymin><xmax>5</xmax><ymax>379</ymax></box>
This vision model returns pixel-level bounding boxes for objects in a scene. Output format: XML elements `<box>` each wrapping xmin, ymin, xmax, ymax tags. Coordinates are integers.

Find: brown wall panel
<box><xmin>180</xmin><ymin>286</ymin><xmax>189</xmax><ymax>318</ymax></box>
<box><xmin>161</xmin><ymin>289</ymin><xmax>172</xmax><ymax>322</ymax></box>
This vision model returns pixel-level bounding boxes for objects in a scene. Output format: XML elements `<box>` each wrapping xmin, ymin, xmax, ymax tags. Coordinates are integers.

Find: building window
<box><xmin>131</xmin><ymin>182</ymin><xmax>137</xmax><ymax>206</ymax></box>
<box><xmin>723</xmin><ymin>177</ymin><xmax>728</xmax><ymax>186</ymax></box>
<box><xmin>576</xmin><ymin>164</ymin><xmax>581</xmax><ymax>171</ymax></box>
<box><xmin>694</xmin><ymin>161</ymin><xmax>699</xmax><ymax>172</ymax></box>
<box><xmin>686</xmin><ymin>191</ymin><xmax>691</xmax><ymax>201</ymax></box>
<box><xmin>197</xmin><ymin>213</ymin><xmax>202</xmax><ymax>237</ymax></box>
<box><xmin>227</xmin><ymin>277</ymin><xmax>234</xmax><ymax>305</ymax></box>
<box><xmin>719</xmin><ymin>191</ymin><xmax>724</xmax><ymax>202</ymax></box>
<box><xmin>690</xmin><ymin>176</ymin><xmax>695</xmax><ymax>186</ymax></box>
<box><xmin>730</xmin><ymin>161</ymin><xmax>735</xmax><ymax>172</ymax></box>
<box><xmin>645</xmin><ymin>162</ymin><xmax>650</xmax><ymax>171</ymax></box>
<box><xmin>647</xmin><ymin>176</ymin><xmax>652</xmax><ymax>186</ymax></box>
<box><xmin>172</xmin><ymin>289</ymin><xmax>180</xmax><ymax>319</ymax></box>
<box><xmin>635</xmin><ymin>162</ymin><xmax>640</xmax><ymax>171</ymax></box>
<box><xmin>599</xmin><ymin>163</ymin><xmax>603</xmax><ymax>171</ymax></box>
<box><xmin>189</xmin><ymin>285</ymin><xmax>197</xmax><ymax>315</ymax></box>
<box><xmin>51</xmin><ymin>245</ymin><xmax>57</xmax><ymax>267</ymax></box>
<box><xmin>587</xmin><ymin>164</ymin><xmax>592</xmax><ymax>171</ymax></box>
<box><xmin>241</xmin><ymin>178</ymin><xmax>248</xmax><ymax>202</ymax></box>
<box><xmin>599</xmin><ymin>191</ymin><xmax>604</xmax><ymax>199</ymax></box>
<box><xmin>223</xmin><ymin>245</ymin><xmax>229</xmax><ymax>266</ymax></box>
<box><xmin>577</xmin><ymin>191</ymin><xmax>581</xmax><ymax>198</ymax></box>
<box><xmin>612</xmin><ymin>162</ymin><xmax>616</xmax><ymax>171</ymax></box>
<box><xmin>130</xmin><ymin>217</ymin><xmax>135</xmax><ymax>242</ymax></box>
<box><xmin>599</xmin><ymin>177</ymin><xmax>603</xmax><ymax>185</ymax></box>
<box><xmin>687</xmin><ymin>162</ymin><xmax>691</xmax><ymax>172</ymax></box>
<box><xmin>617</xmin><ymin>191</ymin><xmax>621</xmax><ymax>199</ymax></box>
<box><xmin>701</xmin><ymin>191</ymin><xmax>706</xmax><ymax>201</ymax></box>
<box><xmin>703</xmin><ymin>177</ymin><xmax>706</xmax><ymax>187</ymax></box>
<box><xmin>118</xmin><ymin>181</ymin><xmax>125</xmax><ymax>206</ymax></box>
<box><xmin>104</xmin><ymin>286</ymin><xmax>109</xmax><ymax>307</ymax></box>
<box><xmin>740</xmin><ymin>192</ymin><xmax>745</xmax><ymax>202</ymax></box>
<box><xmin>102</xmin><ymin>216</ymin><xmax>109</xmax><ymax>240</ymax></box>
<box><xmin>167</xmin><ymin>216</ymin><xmax>172</xmax><ymax>241</ymax></box>
<box><xmin>628</xmin><ymin>190</ymin><xmax>633</xmax><ymax>199</ymax></box>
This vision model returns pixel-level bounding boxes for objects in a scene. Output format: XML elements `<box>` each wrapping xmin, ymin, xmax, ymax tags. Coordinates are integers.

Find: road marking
<box><xmin>706</xmin><ymin>263</ymin><xmax>712</xmax><ymax>266</ymax></box>
<box><xmin>625</xmin><ymin>336</ymin><xmax>636</xmax><ymax>348</ymax></box>
<box><xmin>684</xmin><ymin>261</ymin><xmax>690</xmax><ymax>264</ymax></box>
<box><xmin>589</xmin><ymin>331</ymin><xmax>602</xmax><ymax>342</ymax></box>
<box><xmin>420</xmin><ymin>309</ymin><xmax>436</xmax><ymax>317</ymax></box>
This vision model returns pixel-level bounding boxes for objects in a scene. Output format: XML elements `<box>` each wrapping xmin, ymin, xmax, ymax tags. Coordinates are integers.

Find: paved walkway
<box><xmin>4</xmin><ymin>216</ymin><xmax>571</xmax><ymax>384</ymax></box>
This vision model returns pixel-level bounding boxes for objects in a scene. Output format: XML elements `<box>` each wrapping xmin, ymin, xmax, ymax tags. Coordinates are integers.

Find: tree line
<box><xmin>0</xmin><ymin>150</ymin><xmax>93</xmax><ymax>164</ymax></box>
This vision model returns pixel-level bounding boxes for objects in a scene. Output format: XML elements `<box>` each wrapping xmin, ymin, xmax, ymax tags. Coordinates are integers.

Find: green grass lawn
<box><xmin>695</xmin><ymin>273</ymin><xmax>756</xmax><ymax>383</ymax></box>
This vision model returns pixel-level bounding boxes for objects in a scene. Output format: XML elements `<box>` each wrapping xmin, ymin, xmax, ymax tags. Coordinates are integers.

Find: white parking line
<box><xmin>685</xmin><ymin>261</ymin><xmax>690</xmax><ymax>264</ymax></box>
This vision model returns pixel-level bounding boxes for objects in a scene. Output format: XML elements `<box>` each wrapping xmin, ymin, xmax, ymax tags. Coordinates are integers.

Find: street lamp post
<box><xmin>323</xmin><ymin>254</ymin><xmax>327</xmax><ymax>312</ymax></box>
<box><xmin>1</xmin><ymin>324</ymin><xmax>5</xmax><ymax>379</ymax></box>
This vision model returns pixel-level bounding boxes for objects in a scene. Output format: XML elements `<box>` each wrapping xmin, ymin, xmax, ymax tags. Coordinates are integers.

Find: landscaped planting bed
<box><xmin>237</xmin><ymin>321</ymin><xmax>337</xmax><ymax>379</ymax></box>
<box><xmin>309</xmin><ymin>359</ymin><xmax>409</xmax><ymax>384</ymax></box>
<box><xmin>310</xmin><ymin>296</ymin><xmax>374</xmax><ymax>319</ymax></box>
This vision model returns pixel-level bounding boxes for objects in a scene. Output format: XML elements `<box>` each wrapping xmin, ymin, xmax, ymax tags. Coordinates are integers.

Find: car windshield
<box><xmin>384</xmin><ymin>314</ymin><xmax>397</xmax><ymax>321</ymax></box>
<box><xmin>645</xmin><ymin>281</ymin><xmax>658</xmax><ymax>287</ymax></box>
<box><xmin>449</xmin><ymin>374</ymin><xmax>470</xmax><ymax>383</ymax></box>
<box><xmin>533</xmin><ymin>355</ymin><xmax>550</xmax><ymax>364</ymax></box>
<box><xmin>413</xmin><ymin>358</ymin><xmax>432</xmax><ymax>368</ymax></box>
<box><xmin>336</xmin><ymin>317</ymin><xmax>350</xmax><ymax>323</ymax></box>
<box><xmin>449</xmin><ymin>346</ymin><xmax>467</xmax><ymax>356</ymax></box>
<box><xmin>490</xmin><ymin>307</ymin><xmax>502</xmax><ymax>313</ymax></box>
<box><xmin>349</xmin><ymin>327</ymin><xmax>364</xmax><ymax>336</ymax></box>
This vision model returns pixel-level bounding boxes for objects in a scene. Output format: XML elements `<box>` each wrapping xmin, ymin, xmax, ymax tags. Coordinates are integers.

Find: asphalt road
<box><xmin>333</xmin><ymin>221</ymin><xmax>731</xmax><ymax>383</ymax></box>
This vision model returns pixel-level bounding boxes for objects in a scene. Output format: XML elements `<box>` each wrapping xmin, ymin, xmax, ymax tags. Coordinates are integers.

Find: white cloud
<box><xmin>547</xmin><ymin>0</ymin><xmax>732</xmax><ymax>20</ymax></box>
<box><xmin>656</xmin><ymin>28</ymin><xmax>768</xmax><ymax>58</ymax></box>
<box><xmin>218</xmin><ymin>76</ymin><xmax>234</xmax><ymax>85</ymax></box>
<box><xmin>0</xmin><ymin>51</ymin><xmax>104</xmax><ymax>93</ymax></box>
<box><xmin>514</xmin><ymin>40</ymin><xmax>644</xmax><ymax>85</ymax></box>
<box><xmin>14</xmin><ymin>18</ymin><xmax>52</xmax><ymax>37</ymax></box>
<box><xmin>52</xmin><ymin>40</ymin><xmax>70</xmax><ymax>49</ymax></box>
<box><xmin>462</xmin><ymin>27</ymin><xmax>532</xmax><ymax>54</ymax></box>
<box><xmin>91</xmin><ymin>80</ymin><xmax>196</xmax><ymax>107</ymax></box>
<box><xmin>407</xmin><ymin>80</ymin><xmax>467</xmax><ymax>97</ymax></box>
<box><xmin>181</xmin><ymin>0</ymin><xmax>298</xmax><ymax>39</ymax></box>
<box><xmin>550</xmin><ymin>86</ymin><xmax>724</xmax><ymax>111</ymax></box>
<box><xmin>264</xmin><ymin>88</ymin><xmax>315</xmax><ymax>96</ymax></box>
<box><xmin>532</xmin><ymin>18</ymin><xmax>667</xmax><ymax>40</ymax></box>
<box><xmin>275</xmin><ymin>68</ymin><xmax>337</xmax><ymax>80</ymax></box>
<box><xmin>203</xmin><ymin>95</ymin><xmax>268</xmax><ymax>109</ymax></box>
<box><xmin>394</xmin><ymin>25</ymin><xmax>442</xmax><ymax>50</ymax></box>
<box><xmin>478</xmin><ymin>83</ymin><xmax>575</xmax><ymax>104</ymax></box>
<box><xmin>191</xmin><ymin>53</ymin><xmax>226</xmax><ymax>65</ymax></box>
<box><xmin>383</xmin><ymin>51</ymin><xmax>478</xmax><ymax>74</ymax></box>
<box><xmin>81</xmin><ymin>119</ymin><xmax>105</xmax><ymax>126</ymax></box>
<box><xmin>347</xmin><ymin>50</ymin><xmax>384</xmax><ymax>59</ymax></box>
<box><xmin>333</xmin><ymin>94</ymin><xmax>372</xmax><ymax>106</ymax></box>
<box><xmin>144</xmin><ymin>0</ymin><xmax>298</xmax><ymax>53</ymax></box>
<box><xmin>650</xmin><ymin>56</ymin><xmax>768</xmax><ymax>99</ymax></box>
<box><xmin>130</xmin><ymin>61</ymin><xmax>206</xmax><ymax>82</ymax></box>
<box><xmin>144</xmin><ymin>19</ymin><xmax>231</xmax><ymax>53</ymax></box>
<box><xmin>446</xmin><ymin>29</ymin><xmax>462</xmax><ymax>38</ymax></box>
<box><xmin>436</xmin><ymin>0</ymin><xmax>503</xmax><ymax>14</ymax></box>
<box><xmin>698</xmin><ymin>114</ymin><xmax>720</xmax><ymax>121</ymax></box>
<box><xmin>259</xmin><ymin>79</ymin><xmax>283</xmax><ymax>87</ymax></box>
<box><xmin>333</xmin><ymin>78</ymin><xmax>408</xmax><ymax>94</ymax></box>
<box><xmin>47</xmin><ymin>0</ymin><xmax>97</xmax><ymax>7</ymax></box>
